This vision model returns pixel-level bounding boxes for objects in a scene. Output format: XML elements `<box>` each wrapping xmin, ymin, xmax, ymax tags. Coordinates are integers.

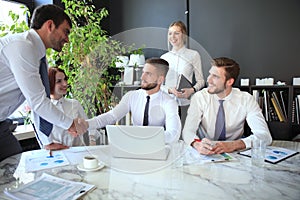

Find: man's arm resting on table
<box><xmin>192</xmin><ymin>138</ymin><xmax>246</xmax><ymax>155</ymax></box>
<box><xmin>212</xmin><ymin>140</ymin><xmax>246</xmax><ymax>154</ymax></box>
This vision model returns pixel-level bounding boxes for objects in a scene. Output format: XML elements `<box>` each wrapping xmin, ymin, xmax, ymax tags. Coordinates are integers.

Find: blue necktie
<box><xmin>39</xmin><ymin>56</ymin><xmax>53</xmax><ymax>136</ymax></box>
<box><xmin>143</xmin><ymin>96</ymin><xmax>150</xmax><ymax>126</ymax></box>
<box><xmin>215</xmin><ymin>100</ymin><xmax>226</xmax><ymax>141</ymax></box>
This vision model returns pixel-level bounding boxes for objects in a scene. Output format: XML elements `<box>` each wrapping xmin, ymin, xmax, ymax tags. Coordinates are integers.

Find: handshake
<box><xmin>68</xmin><ymin>118</ymin><xmax>89</xmax><ymax>137</ymax></box>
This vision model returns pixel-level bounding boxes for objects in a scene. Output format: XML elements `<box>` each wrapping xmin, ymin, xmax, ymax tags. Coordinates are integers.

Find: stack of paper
<box><xmin>4</xmin><ymin>173</ymin><xmax>95</xmax><ymax>200</ymax></box>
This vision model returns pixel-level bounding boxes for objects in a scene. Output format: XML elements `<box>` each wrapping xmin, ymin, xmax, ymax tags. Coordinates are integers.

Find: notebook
<box><xmin>176</xmin><ymin>74</ymin><xmax>193</xmax><ymax>91</ymax></box>
<box><xmin>106</xmin><ymin>125</ymin><xmax>170</xmax><ymax>160</ymax></box>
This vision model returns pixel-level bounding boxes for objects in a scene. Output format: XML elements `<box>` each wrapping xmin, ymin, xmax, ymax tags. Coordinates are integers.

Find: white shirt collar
<box><xmin>51</xmin><ymin>97</ymin><xmax>64</xmax><ymax>105</ymax></box>
<box><xmin>29</xmin><ymin>29</ymin><xmax>46</xmax><ymax>59</ymax></box>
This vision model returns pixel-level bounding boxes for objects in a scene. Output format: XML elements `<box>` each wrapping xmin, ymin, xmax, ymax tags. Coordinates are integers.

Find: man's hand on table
<box><xmin>192</xmin><ymin>138</ymin><xmax>246</xmax><ymax>155</ymax></box>
<box><xmin>44</xmin><ymin>143</ymin><xmax>69</xmax><ymax>150</ymax></box>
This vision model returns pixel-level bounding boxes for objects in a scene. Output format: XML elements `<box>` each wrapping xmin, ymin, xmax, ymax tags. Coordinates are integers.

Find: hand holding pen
<box><xmin>192</xmin><ymin>138</ymin><xmax>216</xmax><ymax>155</ymax></box>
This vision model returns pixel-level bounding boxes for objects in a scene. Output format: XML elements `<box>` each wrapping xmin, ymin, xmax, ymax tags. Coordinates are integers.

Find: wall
<box><xmin>108</xmin><ymin>0</ymin><xmax>187</xmax><ymax>57</ymax></box>
<box><xmin>189</xmin><ymin>0</ymin><xmax>300</xmax><ymax>85</ymax></box>
<box><xmin>108</xmin><ymin>0</ymin><xmax>300</xmax><ymax>85</ymax></box>
<box><xmin>14</xmin><ymin>0</ymin><xmax>300</xmax><ymax>85</ymax></box>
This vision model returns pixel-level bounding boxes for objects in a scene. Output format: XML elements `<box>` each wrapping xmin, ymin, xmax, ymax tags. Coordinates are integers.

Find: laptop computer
<box><xmin>106</xmin><ymin>125</ymin><xmax>170</xmax><ymax>160</ymax></box>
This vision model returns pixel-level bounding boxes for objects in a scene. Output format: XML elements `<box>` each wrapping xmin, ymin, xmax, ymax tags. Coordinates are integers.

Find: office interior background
<box><xmin>5</xmin><ymin>0</ymin><xmax>300</xmax><ymax>84</ymax></box>
<box><xmin>2</xmin><ymin>0</ymin><xmax>300</xmax><ymax>142</ymax></box>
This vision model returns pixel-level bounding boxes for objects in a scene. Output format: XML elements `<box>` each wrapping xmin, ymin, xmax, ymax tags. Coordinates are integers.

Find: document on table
<box><xmin>238</xmin><ymin>146</ymin><xmax>299</xmax><ymax>164</ymax></box>
<box><xmin>4</xmin><ymin>173</ymin><xmax>95</xmax><ymax>200</ymax></box>
<box><xmin>25</xmin><ymin>150</ymin><xmax>70</xmax><ymax>172</ymax></box>
<box><xmin>184</xmin><ymin>146</ymin><xmax>237</xmax><ymax>165</ymax></box>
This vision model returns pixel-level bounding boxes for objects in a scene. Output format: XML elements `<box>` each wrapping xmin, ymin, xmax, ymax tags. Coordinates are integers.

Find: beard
<box><xmin>52</xmin><ymin>41</ymin><xmax>64</xmax><ymax>52</ymax></box>
<box><xmin>207</xmin><ymin>83</ymin><xmax>226</xmax><ymax>94</ymax></box>
<box><xmin>141</xmin><ymin>82</ymin><xmax>158</xmax><ymax>91</ymax></box>
<box><xmin>50</xmin><ymin>36</ymin><xmax>64</xmax><ymax>52</ymax></box>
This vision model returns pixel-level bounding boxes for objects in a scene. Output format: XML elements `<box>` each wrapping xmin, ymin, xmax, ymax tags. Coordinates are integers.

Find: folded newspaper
<box><xmin>4</xmin><ymin>173</ymin><xmax>95</xmax><ymax>200</ymax></box>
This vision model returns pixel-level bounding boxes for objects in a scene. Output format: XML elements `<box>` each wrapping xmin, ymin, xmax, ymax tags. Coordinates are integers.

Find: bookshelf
<box><xmin>241</xmin><ymin>85</ymin><xmax>300</xmax><ymax>140</ymax></box>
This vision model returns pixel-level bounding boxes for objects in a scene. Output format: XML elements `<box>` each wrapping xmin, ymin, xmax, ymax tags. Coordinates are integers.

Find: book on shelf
<box><xmin>271</xmin><ymin>97</ymin><xmax>285</xmax><ymax>122</ymax></box>
<box><xmin>292</xmin><ymin>100</ymin><xmax>295</xmax><ymax>123</ymax></box>
<box><xmin>252</xmin><ymin>90</ymin><xmax>259</xmax><ymax>103</ymax></box>
<box><xmin>271</xmin><ymin>91</ymin><xmax>287</xmax><ymax>122</ymax></box>
<box><xmin>176</xmin><ymin>74</ymin><xmax>193</xmax><ymax>91</ymax></box>
<box><xmin>238</xmin><ymin>146</ymin><xmax>299</xmax><ymax>164</ymax></box>
<box><xmin>269</xmin><ymin>105</ymin><xmax>279</xmax><ymax>121</ymax></box>
<box><xmin>262</xmin><ymin>90</ymin><xmax>270</xmax><ymax>121</ymax></box>
<box><xmin>4</xmin><ymin>173</ymin><xmax>96</xmax><ymax>200</ymax></box>
<box><xmin>296</xmin><ymin>96</ymin><xmax>300</xmax><ymax>124</ymax></box>
<box><xmin>279</xmin><ymin>91</ymin><xmax>288</xmax><ymax>120</ymax></box>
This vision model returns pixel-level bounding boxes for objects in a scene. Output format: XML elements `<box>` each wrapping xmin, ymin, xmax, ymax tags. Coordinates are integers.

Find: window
<box><xmin>0</xmin><ymin>0</ymin><xmax>28</xmax><ymax>29</ymax></box>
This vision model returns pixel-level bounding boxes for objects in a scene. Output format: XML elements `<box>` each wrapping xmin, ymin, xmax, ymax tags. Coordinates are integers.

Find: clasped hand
<box><xmin>193</xmin><ymin>138</ymin><xmax>235</xmax><ymax>155</ymax></box>
<box><xmin>68</xmin><ymin>118</ymin><xmax>89</xmax><ymax>137</ymax></box>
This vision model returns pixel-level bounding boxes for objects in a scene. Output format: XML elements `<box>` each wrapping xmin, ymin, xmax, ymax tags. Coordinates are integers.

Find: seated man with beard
<box><xmin>85</xmin><ymin>58</ymin><xmax>181</xmax><ymax>144</ymax></box>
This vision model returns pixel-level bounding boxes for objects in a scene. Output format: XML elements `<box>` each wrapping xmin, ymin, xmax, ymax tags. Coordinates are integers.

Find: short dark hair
<box><xmin>30</xmin><ymin>4</ymin><xmax>72</xmax><ymax>29</ymax></box>
<box><xmin>48</xmin><ymin>67</ymin><xmax>68</xmax><ymax>95</ymax></box>
<box><xmin>211</xmin><ymin>57</ymin><xmax>240</xmax><ymax>83</ymax></box>
<box><xmin>145</xmin><ymin>58</ymin><xmax>169</xmax><ymax>77</ymax></box>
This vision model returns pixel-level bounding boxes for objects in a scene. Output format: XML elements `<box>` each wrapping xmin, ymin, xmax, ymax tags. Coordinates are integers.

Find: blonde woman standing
<box><xmin>161</xmin><ymin>21</ymin><xmax>205</xmax><ymax>127</ymax></box>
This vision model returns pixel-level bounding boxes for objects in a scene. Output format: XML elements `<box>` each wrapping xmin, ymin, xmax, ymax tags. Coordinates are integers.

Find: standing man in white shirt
<box><xmin>183</xmin><ymin>57</ymin><xmax>272</xmax><ymax>155</ymax></box>
<box><xmin>0</xmin><ymin>4</ymin><xmax>87</xmax><ymax>161</ymax></box>
<box><xmin>86</xmin><ymin>58</ymin><xmax>181</xmax><ymax>144</ymax></box>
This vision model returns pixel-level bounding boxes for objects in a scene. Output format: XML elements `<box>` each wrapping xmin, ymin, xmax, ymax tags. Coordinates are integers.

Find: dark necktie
<box><xmin>143</xmin><ymin>96</ymin><xmax>150</xmax><ymax>126</ymax></box>
<box><xmin>39</xmin><ymin>56</ymin><xmax>53</xmax><ymax>136</ymax></box>
<box><xmin>215</xmin><ymin>100</ymin><xmax>226</xmax><ymax>141</ymax></box>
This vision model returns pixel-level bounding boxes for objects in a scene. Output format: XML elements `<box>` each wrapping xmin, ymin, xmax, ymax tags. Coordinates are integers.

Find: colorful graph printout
<box><xmin>25</xmin><ymin>151</ymin><xmax>70</xmax><ymax>172</ymax></box>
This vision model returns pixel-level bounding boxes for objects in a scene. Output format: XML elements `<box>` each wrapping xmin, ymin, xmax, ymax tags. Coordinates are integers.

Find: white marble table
<box><xmin>0</xmin><ymin>141</ymin><xmax>299</xmax><ymax>200</ymax></box>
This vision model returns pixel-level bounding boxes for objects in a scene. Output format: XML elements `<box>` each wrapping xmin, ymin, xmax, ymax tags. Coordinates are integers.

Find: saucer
<box><xmin>77</xmin><ymin>163</ymin><xmax>105</xmax><ymax>172</ymax></box>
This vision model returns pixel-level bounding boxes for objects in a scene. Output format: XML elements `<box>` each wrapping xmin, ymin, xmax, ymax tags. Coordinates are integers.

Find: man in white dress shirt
<box><xmin>183</xmin><ymin>57</ymin><xmax>272</xmax><ymax>155</ymax></box>
<box><xmin>86</xmin><ymin>58</ymin><xmax>181</xmax><ymax>144</ymax></box>
<box><xmin>0</xmin><ymin>5</ymin><xmax>87</xmax><ymax>161</ymax></box>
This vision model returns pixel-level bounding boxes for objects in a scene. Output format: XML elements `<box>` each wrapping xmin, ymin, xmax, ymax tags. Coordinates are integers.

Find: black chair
<box><xmin>0</xmin><ymin>119</ymin><xmax>23</xmax><ymax>161</ymax></box>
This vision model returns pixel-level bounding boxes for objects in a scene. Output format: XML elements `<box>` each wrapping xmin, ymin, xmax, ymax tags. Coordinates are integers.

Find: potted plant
<box><xmin>1</xmin><ymin>1</ymin><xmax>133</xmax><ymax>118</ymax></box>
<box><xmin>48</xmin><ymin>0</ymin><xmax>130</xmax><ymax>117</ymax></box>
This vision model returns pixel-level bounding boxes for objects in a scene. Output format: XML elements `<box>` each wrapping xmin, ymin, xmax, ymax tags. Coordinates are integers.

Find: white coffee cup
<box><xmin>83</xmin><ymin>156</ymin><xmax>98</xmax><ymax>169</ymax></box>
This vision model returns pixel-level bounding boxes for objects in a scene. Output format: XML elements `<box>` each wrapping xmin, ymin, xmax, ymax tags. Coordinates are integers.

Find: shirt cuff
<box><xmin>241</xmin><ymin>138</ymin><xmax>251</xmax><ymax>149</ymax></box>
<box><xmin>86</xmin><ymin>118</ymin><xmax>98</xmax><ymax>130</ymax></box>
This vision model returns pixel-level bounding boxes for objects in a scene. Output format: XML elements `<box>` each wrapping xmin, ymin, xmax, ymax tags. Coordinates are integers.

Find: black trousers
<box><xmin>0</xmin><ymin>119</ymin><xmax>22</xmax><ymax>162</ymax></box>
